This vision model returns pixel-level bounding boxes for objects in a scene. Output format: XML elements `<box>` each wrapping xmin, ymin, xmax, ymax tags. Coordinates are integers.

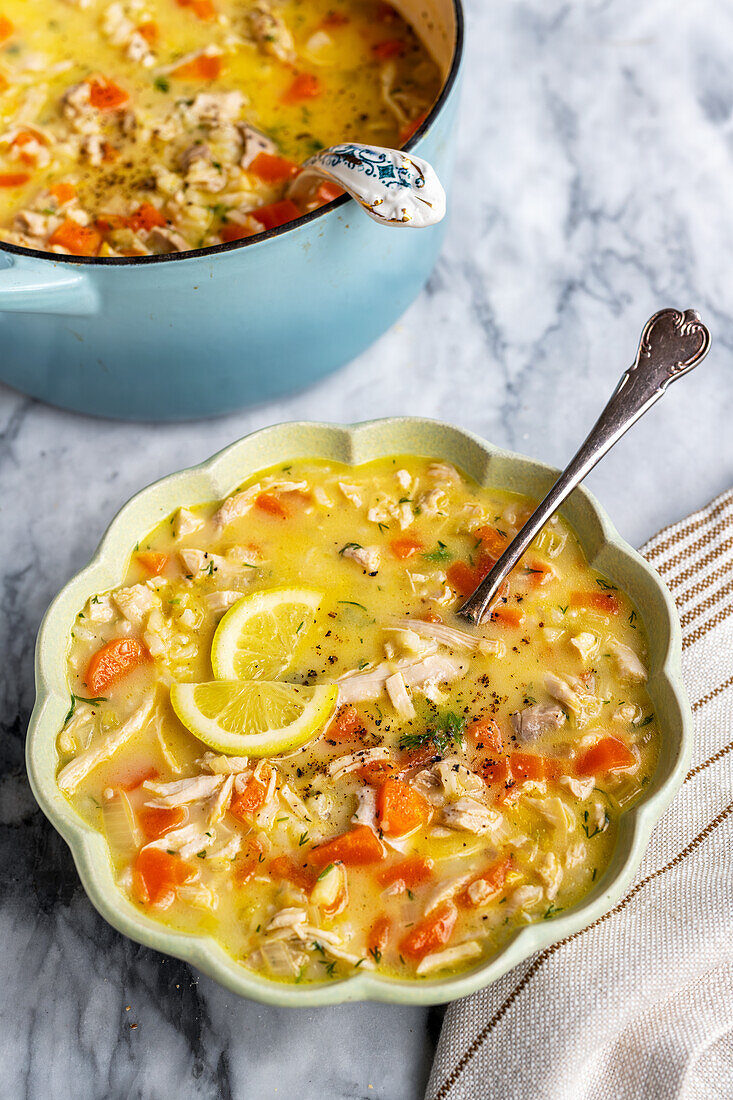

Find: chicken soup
<box><xmin>0</xmin><ymin>1</ymin><xmax>441</xmax><ymax>256</ymax></box>
<box><xmin>58</xmin><ymin>457</ymin><xmax>658</xmax><ymax>982</ymax></box>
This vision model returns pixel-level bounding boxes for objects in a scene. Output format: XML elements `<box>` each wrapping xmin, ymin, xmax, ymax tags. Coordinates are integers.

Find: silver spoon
<box><xmin>459</xmin><ymin>308</ymin><xmax>712</xmax><ymax>625</ymax></box>
<box><xmin>288</xmin><ymin>142</ymin><xmax>446</xmax><ymax>228</ymax></box>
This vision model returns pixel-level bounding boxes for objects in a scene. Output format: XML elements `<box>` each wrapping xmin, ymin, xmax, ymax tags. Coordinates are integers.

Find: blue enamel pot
<box><xmin>0</xmin><ymin>1</ymin><xmax>463</xmax><ymax>421</ymax></box>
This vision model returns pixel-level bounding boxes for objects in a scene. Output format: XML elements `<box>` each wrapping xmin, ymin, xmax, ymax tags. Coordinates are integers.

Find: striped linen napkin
<box><xmin>427</xmin><ymin>489</ymin><xmax>733</xmax><ymax>1100</ymax></box>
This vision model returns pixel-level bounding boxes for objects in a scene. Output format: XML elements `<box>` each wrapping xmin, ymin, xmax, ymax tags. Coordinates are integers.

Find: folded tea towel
<box><xmin>427</xmin><ymin>489</ymin><xmax>733</xmax><ymax>1100</ymax></box>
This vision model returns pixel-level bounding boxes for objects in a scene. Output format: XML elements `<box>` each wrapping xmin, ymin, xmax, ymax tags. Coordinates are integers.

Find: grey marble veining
<box><xmin>2</xmin><ymin>1</ymin><xmax>732</xmax><ymax>1097</ymax></box>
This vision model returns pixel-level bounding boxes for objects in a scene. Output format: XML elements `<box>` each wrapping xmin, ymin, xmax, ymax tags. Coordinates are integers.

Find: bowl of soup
<box><xmin>26</xmin><ymin>417</ymin><xmax>691</xmax><ymax>1006</ymax></box>
<box><xmin>0</xmin><ymin>0</ymin><xmax>462</xmax><ymax>419</ymax></box>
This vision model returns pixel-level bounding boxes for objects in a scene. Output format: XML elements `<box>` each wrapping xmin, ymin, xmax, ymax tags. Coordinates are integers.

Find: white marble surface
<box><xmin>2</xmin><ymin>1</ymin><xmax>732</xmax><ymax>1096</ymax></box>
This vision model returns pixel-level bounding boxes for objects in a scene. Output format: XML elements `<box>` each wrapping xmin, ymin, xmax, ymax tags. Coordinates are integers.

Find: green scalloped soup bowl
<box><xmin>25</xmin><ymin>418</ymin><xmax>691</xmax><ymax>1006</ymax></box>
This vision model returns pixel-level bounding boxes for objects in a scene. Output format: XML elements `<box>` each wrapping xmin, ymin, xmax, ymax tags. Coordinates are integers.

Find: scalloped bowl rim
<box><xmin>26</xmin><ymin>417</ymin><xmax>691</xmax><ymax>1007</ymax></box>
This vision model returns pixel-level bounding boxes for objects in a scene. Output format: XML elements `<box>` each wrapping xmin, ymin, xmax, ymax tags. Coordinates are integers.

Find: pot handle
<box><xmin>0</xmin><ymin>252</ymin><xmax>99</xmax><ymax>315</ymax></box>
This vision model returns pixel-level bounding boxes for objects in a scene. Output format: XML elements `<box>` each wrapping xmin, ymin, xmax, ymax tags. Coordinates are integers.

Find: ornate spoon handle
<box><xmin>460</xmin><ymin>308</ymin><xmax>712</xmax><ymax>624</ymax></box>
<box><xmin>289</xmin><ymin>143</ymin><xmax>446</xmax><ymax>228</ymax></box>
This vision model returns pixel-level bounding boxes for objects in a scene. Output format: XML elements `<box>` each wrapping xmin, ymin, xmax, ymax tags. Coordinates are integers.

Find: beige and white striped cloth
<box><xmin>427</xmin><ymin>489</ymin><xmax>733</xmax><ymax>1100</ymax></box>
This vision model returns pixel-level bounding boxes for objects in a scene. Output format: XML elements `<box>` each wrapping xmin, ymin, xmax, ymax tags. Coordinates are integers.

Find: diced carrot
<box><xmin>367</xmin><ymin>914</ymin><xmax>391</xmax><ymax>957</ymax></box>
<box><xmin>358</xmin><ymin>758</ymin><xmax>400</xmax><ymax>785</ymax></box>
<box><xmin>457</xmin><ymin>855</ymin><xmax>511</xmax><ymax>908</ymax></box>
<box><xmin>376</xmin><ymin>854</ymin><xmax>434</xmax><ymax>889</ymax></box>
<box><xmin>399</xmin><ymin>111</ymin><xmax>427</xmax><ymax>144</ymax></box>
<box><xmin>466</xmin><ymin>717</ymin><xmax>503</xmax><ymax>754</ymax></box>
<box><xmin>85</xmin><ymin>637</ymin><xmax>147</xmax><ymax>694</ymax></box>
<box><xmin>570</xmin><ymin>591</ymin><xmax>620</xmax><ymax>615</ymax></box>
<box><xmin>490</xmin><ymin>605</ymin><xmax>524</xmax><ymax>627</ymax></box>
<box><xmin>283</xmin><ymin>72</ymin><xmax>321</xmax><ymax>103</ymax></box>
<box><xmin>11</xmin><ymin>130</ymin><xmax>45</xmax><ymax>165</ymax></box>
<box><xmin>421</xmin><ymin>611</ymin><xmax>442</xmax><ymax>623</ymax></box>
<box><xmin>372</xmin><ymin>38</ymin><xmax>404</xmax><ymax>60</ymax></box>
<box><xmin>250</xmin><ymin>199</ymin><xmax>302</xmax><ymax>231</ymax></box>
<box><xmin>135</xmin><ymin>550</ymin><xmax>168</xmax><ymax>575</ymax></box>
<box><xmin>321</xmin><ymin>11</ymin><xmax>350</xmax><ymax>26</ymax></box>
<box><xmin>111</xmin><ymin>764</ymin><xmax>159</xmax><ymax>792</ymax></box>
<box><xmin>478</xmin><ymin>756</ymin><xmax>509</xmax><ymax>788</ymax></box>
<box><xmin>0</xmin><ymin>74</ymin><xmax>9</xmax><ymax>94</ymax></box>
<box><xmin>390</xmin><ymin>536</ymin><xmax>423</xmax><ymax>559</ymax></box>
<box><xmin>525</xmin><ymin>559</ymin><xmax>554</xmax><ymax>587</ymax></box>
<box><xmin>376</xmin><ymin>778</ymin><xmax>431</xmax><ymax>837</ymax></box>
<box><xmin>137</xmin><ymin>20</ymin><xmax>158</xmax><ymax>42</ymax></box>
<box><xmin>132</xmin><ymin>848</ymin><xmax>195</xmax><ymax>907</ymax></box>
<box><xmin>220</xmin><ymin>222</ymin><xmax>257</xmax><ymax>243</ymax></box>
<box><xmin>127</xmin><ymin>202</ymin><xmax>166</xmax><ymax>233</ymax></box>
<box><xmin>102</xmin><ymin>141</ymin><xmax>120</xmax><ymax>162</ymax></box>
<box><xmin>88</xmin><ymin>77</ymin><xmax>129</xmax><ymax>111</ymax></box>
<box><xmin>229</xmin><ymin>776</ymin><xmax>267</xmax><ymax>821</ymax></box>
<box><xmin>234</xmin><ymin>836</ymin><xmax>263</xmax><ymax>885</ymax></box>
<box><xmin>397</xmin><ymin>744</ymin><xmax>440</xmax><ymax>772</ymax></box>
<box><xmin>49</xmin><ymin>182</ymin><xmax>76</xmax><ymax>204</ymax></box>
<box><xmin>314</xmin><ymin>180</ymin><xmax>345</xmax><ymax>204</ymax></box>
<box><xmin>473</xmin><ymin>526</ymin><xmax>508</xmax><ymax>559</ymax></box>
<box><xmin>48</xmin><ymin>219</ymin><xmax>102</xmax><ymax>256</ymax></box>
<box><xmin>309</xmin><ymin>824</ymin><xmax>385</xmax><ymax>868</ymax></box>
<box><xmin>177</xmin><ymin>0</ymin><xmax>217</xmax><ymax>18</ymax></box>
<box><xmin>0</xmin><ymin>171</ymin><xmax>29</xmax><ymax>187</ymax></box>
<box><xmin>173</xmin><ymin>53</ymin><xmax>222</xmax><ymax>80</ymax></box>
<box><xmin>575</xmin><ymin>736</ymin><xmax>635</xmax><ymax>776</ymax></box>
<box><xmin>248</xmin><ymin>151</ymin><xmax>300</xmax><ymax>184</ymax></box>
<box><xmin>509</xmin><ymin>752</ymin><xmax>561</xmax><ymax>783</ymax></box>
<box><xmin>446</xmin><ymin>561</ymin><xmax>478</xmax><ymax>597</ymax></box>
<box><xmin>138</xmin><ymin>805</ymin><xmax>186</xmax><ymax>841</ymax></box>
<box><xmin>255</xmin><ymin>492</ymin><xmax>290</xmax><ymax>519</ymax></box>
<box><xmin>0</xmin><ymin>15</ymin><xmax>13</xmax><ymax>43</ymax></box>
<box><xmin>399</xmin><ymin>900</ymin><xmax>457</xmax><ymax>960</ymax></box>
<box><xmin>328</xmin><ymin>704</ymin><xmax>362</xmax><ymax>743</ymax></box>
<box><xmin>269</xmin><ymin>854</ymin><xmax>317</xmax><ymax>891</ymax></box>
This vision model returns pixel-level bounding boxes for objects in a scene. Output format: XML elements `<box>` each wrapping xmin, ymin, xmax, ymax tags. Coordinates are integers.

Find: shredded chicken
<box><xmin>390</xmin><ymin>617</ymin><xmax>480</xmax><ymax>652</ymax></box>
<box><xmin>327</xmin><ymin>747</ymin><xmax>391</xmax><ymax>781</ymax></box>
<box><xmin>57</xmin><ymin>695</ymin><xmax>155</xmax><ymax>792</ymax></box>
<box><xmin>610</xmin><ymin>641</ymin><xmax>648</xmax><ymax>682</ymax></box>
<box><xmin>511</xmin><ymin>704</ymin><xmax>566</xmax><ymax>744</ymax></box>
<box><xmin>442</xmin><ymin>797</ymin><xmax>502</xmax><ymax>836</ymax></box>
<box><xmin>341</xmin><ymin>544</ymin><xmax>381</xmax><ymax>574</ymax></box>
<box><xmin>416</xmin><ymin>941</ymin><xmax>482</xmax><ymax>976</ymax></box>
<box><xmin>385</xmin><ymin>671</ymin><xmax>415</xmax><ymax>719</ymax></box>
<box><xmin>338</xmin><ymin>653</ymin><xmax>467</xmax><ymax>704</ymax></box>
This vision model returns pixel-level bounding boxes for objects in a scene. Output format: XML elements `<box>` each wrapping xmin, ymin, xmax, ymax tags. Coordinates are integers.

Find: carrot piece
<box><xmin>466</xmin><ymin>717</ymin><xmax>503</xmax><ymax>754</ymax></box>
<box><xmin>372</xmin><ymin>38</ymin><xmax>405</xmax><ymax>60</ymax></box>
<box><xmin>390</xmin><ymin>536</ymin><xmax>423</xmax><ymax>559</ymax></box>
<box><xmin>234</xmin><ymin>836</ymin><xmax>263</xmax><ymax>885</ymax></box>
<box><xmin>570</xmin><ymin>591</ymin><xmax>620</xmax><ymax>615</ymax></box>
<box><xmin>314</xmin><ymin>180</ymin><xmax>345</xmax><ymax>204</ymax></box>
<box><xmin>220</xmin><ymin>222</ymin><xmax>257</xmax><ymax>243</ymax></box>
<box><xmin>255</xmin><ymin>492</ymin><xmax>290</xmax><ymax>519</ymax></box>
<box><xmin>457</xmin><ymin>855</ymin><xmax>511</xmax><ymax>908</ymax></box>
<box><xmin>376</xmin><ymin>854</ymin><xmax>434</xmax><ymax>889</ymax></box>
<box><xmin>176</xmin><ymin>0</ymin><xmax>217</xmax><ymax>19</ymax></box>
<box><xmin>133</xmin><ymin>849</ymin><xmax>194</xmax><ymax>907</ymax></box>
<box><xmin>575</xmin><ymin>736</ymin><xmax>635</xmax><ymax>776</ymax></box>
<box><xmin>309</xmin><ymin>824</ymin><xmax>385</xmax><ymax>868</ymax></box>
<box><xmin>87</xmin><ymin>77</ymin><xmax>129</xmax><ymax>111</ymax></box>
<box><xmin>367</xmin><ymin>914</ymin><xmax>391</xmax><ymax>958</ymax></box>
<box><xmin>49</xmin><ymin>182</ymin><xmax>76</xmax><ymax>204</ymax></box>
<box><xmin>524</xmin><ymin>559</ymin><xmax>554</xmax><ymax>587</ymax></box>
<box><xmin>102</xmin><ymin>141</ymin><xmax>120</xmax><ymax>162</ymax></box>
<box><xmin>376</xmin><ymin>778</ymin><xmax>431</xmax><ymax>837</ymax></box>
<box><xmin>110</xmin><ymin>764</ymin><xmax>159</xmax><ymax>792</ymax></box>
<box><xmin>0</xmin><ymin>74</ymin><xmax>9</xmax><ymax>94</ymax></box>
<box><xmin>0</xmin><ymin>171</ymin><xmax>29</xmax><ymax>187</ymax></box>
<box><xmin>127</xmin><ymin>202</ymin><xmax>166</xmax><ymax>233</ymax></box>
<box><xmin>48</xmin><ymin>219</ymin><xmax>102</xmax><ymax>256</ymax></box>
<box><xmin>283</xmin><ymin>72</ymin><xmax>321</xmax><ymax>103</ymax></box>
<box><xmin>229</xmin><ymin>776</ymin><xmax>267</xmax><ymax>821</ymax></box>
<box><xmin>173</xmin><ymin>53</ymin><xmax>222</xmax><ymax>80</ymax></box>
<box><xmin>138</xmin><ymin>805</ymin><xmax>186</xmax><ymax>841</ymax></box>
<box><xmin>135</xmin><ymin>550</ymin><xmax>168</xmax><ymax>575</ymax></box>
<box><xmin>490</xmin><ymin>605</ymin><xmax>524</xmax><ymax>627</ymax></box>
<box><xmin>509</xmin><ymin>751</ymin><xmax>547</xmax><ymax>783</ymax></box>
<box><xmin>269</xmin><ymin>854</ymin><xmax>317</xmax><ymax>891</ymax></box>
<box><xmin>479</xmin><ymin>756</ymin><xmax>509</xmax><ymax>788</ymax></box>
<box><xmin>321</xmin><ymin>11</ymin><xmax>350</xmax><ymax>26</ymax></box>
<box><xmin>446</xmin><ymin>561</ymin><xmax>478</xmax><ymax>597</ymax></box>
<box><xmin>137</xmin><ymin>20</ymin><xmax>158</xmax><ymax>42</ymax></box>
<box><xmin>399</xmin><ymin>111</ymin><xmax>427</xmax><ymax>145</ymax></box>
<box><xmin>328</xmin><ymin>704</ymin><xmax>363</xmax><ymax>743</ymax></box>
<box><xmin>0</xmin><ymin>15</ymin><xmax>13</xmax><ymax>43</ymax></box>
<box><xmin>248</xmin><ymin>151</ymin><xmax>300</xmax><ymax>184</ymax></box>
<box><xmin>397</xmin><ymin>744</ymin><xmax>440</xmax><ymax>773</ymax></box>
<box><xmin>473</xmin><ymin>526</ymin><xmax>508</xmax><ymax>559</ymax></box>
<box><xmin>358</xmin><ymin>758</ymin><xmax>400</xmax><ymax>785</ymax></box>
<box><xmin>85</xmin><ymin>637</ymin><xmax>147</xmax><ymax>694</ymax></box>
<box><xmin>399</xmin><ymin>900</ymin><xmax>457</xmax><ymax>960</ymax></box>
<box><xmin>250</xmin><ymin>199</ymin><xmax>302</xmax><ymax>231</ymax></box>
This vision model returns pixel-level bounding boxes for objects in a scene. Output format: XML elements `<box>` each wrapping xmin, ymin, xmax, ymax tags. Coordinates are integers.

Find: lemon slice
<box><xmin>170</xmin><ymin>680</ymin><xmax>338</xmax><ymax>756</ymax></box>
<box><xmin>211</xmin><ymin>586</ymin><xmax>324</xmax><ymax>681</ymax></box>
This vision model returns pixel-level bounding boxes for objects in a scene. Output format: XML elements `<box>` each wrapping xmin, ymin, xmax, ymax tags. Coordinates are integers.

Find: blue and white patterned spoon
<box><xmin>289</xmin><ymin>142</ymin><xmax>446</xmax><ymax>228</ymax></box>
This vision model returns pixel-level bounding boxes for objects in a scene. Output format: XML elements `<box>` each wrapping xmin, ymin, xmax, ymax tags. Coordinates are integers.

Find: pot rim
<box><xmin>0</xmin><ymin>0</ymin><xmax>465</xmax><ymax>269</ymax></box>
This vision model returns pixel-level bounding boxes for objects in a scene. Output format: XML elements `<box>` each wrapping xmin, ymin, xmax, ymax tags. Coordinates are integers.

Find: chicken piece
<box><xmin>442</xmin><ymin>797</ymin><xmax>502</xmax><ymax>836</ymax></box>
<box><xmin>148</xmin><ymin>226</ymin><xmax>189</xmax><ymax>253</ymax></box>
<box><xmin>337</xmin><ymin>653</ymin><xmax>467</xmax><ymax>705</ymax></box>
<box><xmin>351</xmin><ymin>785</ymin><xmax>377</xmax><ymax>829</ymax></box>
<box><xmin>559</xmin><ymin>774</ymin><xmax>595</xmax><ymax>800</ymax></box>
<box><xmin>213</xmin><ymin>484</ymin><xmax>261</xmax><ymax>529</ymax></box>
<box><xmin>327</xmin><ymin>747</ymin><xmax>392</xmax><ymax>781</ymax></box>
<box><xmin>182</xmin><ymin>91</ymin><xmax>245</xmax><ymax>128</ymax></box>
<box><xmin>239</xmin><ymin>122</ymin><xmax>277</xmax><ymax>168</ymax></box>
<box><xmin>537</xmin><ymin>851</ymin><xmax>563</xmax><ymax>900</ymax></box>
<box><xmin>511</xmin><ymin>703</ymin><xmax>566</xmax><ymax>744</ymax></box>
<box><xmin>113</xmin><ymin>583</ymin><xmax>156</xmax><ymax>627</ymax></box>
<box><xmin>341</xmin><ymin>544</ymin><xmax>380</xmax><ymax>575</ymax></box>
<box><xmin>57</xmin><ymin>695</ymin><xmax>154</xmax><ymax>792</ymax></box>
<box><xmin>200</xmin><ymin>752</ymin><xmax>250</xmax><ymax>775</ymax></box>
<box><xmin>338</xmin><ymin>482</ymin><xmax>363</xmax><ymax>507</ymax></box>
<box><xmin>390</xmin><ymin>617</ymin><xmax>479</xmax><ymax>652</ymax></box>
<box><xmin>416</xmin><ymin>941</ymin><xmax>481</xmax><ymax>976</ymax></box>
<box><xmin>610</xmin><ymin>642</ymin><xmax>647</xmax><ymax>683</ymax></box>
<box><xmin>172</xmin><ymin>507</ymin><xmax>204</xmax><ymax>540</ymax></box>
<box><xmin>385</xmin><ymin>671</ymin><xmax>415</xmax><ymax>719</ymax></box>
<box><xmin>523</xmin><ymin>795</ymin><xmax>575</xmax><ymax>833</ymax></box>
<box><xmin>570</xmin><ymin>631</ymin><xmax>599</xmax><ymax>662</ymax></box>
<box><xmin>143</xmin><ymin>774</ymin><xmax>224</xmax><ymax>807</ymax></box>
<box><xmin>204</xmin><ymin>590</ymin><xmax>245</xmax><ymax>614</ymax></box>
<box><xmin>248</xmin><ymin>1</ymin><xmax>296</xmax><ymax>63</ymax></box>
<box><xmin>434</xmin><ymin>758</ymin><xmax>485</xmax><ymax>800</ymax></box>
<box><xmin>505</xmin><ymin>884</ymin><xmax>544</xmax><ymax>915</ymax></box>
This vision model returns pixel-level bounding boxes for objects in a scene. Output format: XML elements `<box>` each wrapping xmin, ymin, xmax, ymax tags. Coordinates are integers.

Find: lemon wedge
<box><xmin>211</xmin><ymin>586</ymin><xmax>324</xmax><ymax>681</ymax></box>
<box><xmin>170</xmin><ymin>680</ymin><xmax>338</xmax><ymax>756</ymax></box>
